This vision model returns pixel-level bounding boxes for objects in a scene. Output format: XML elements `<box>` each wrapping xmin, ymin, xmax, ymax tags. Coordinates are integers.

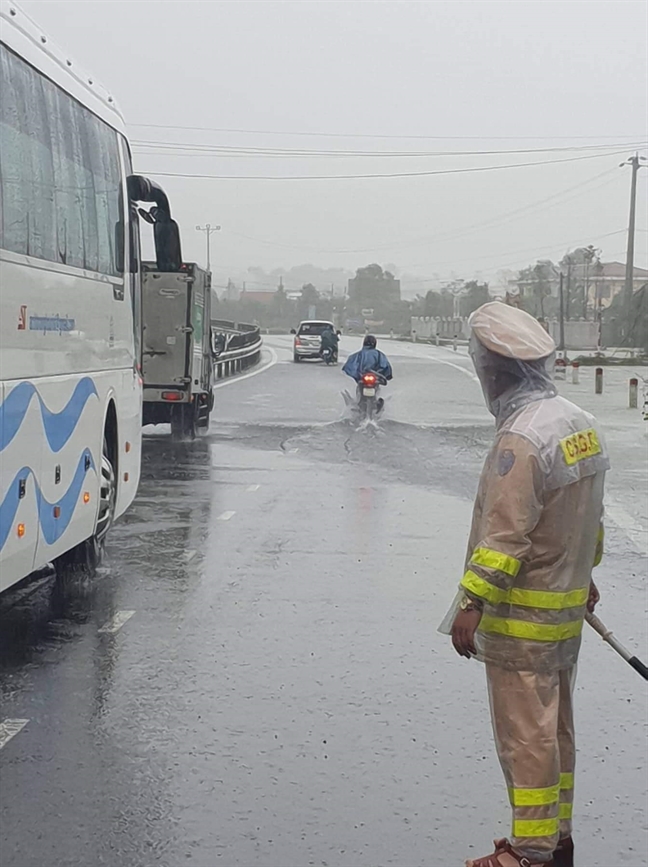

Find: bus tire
<box><xmin>54</xmin><ymin>434</ymin><xmax>116</xmax><ymax>575</ymax></box>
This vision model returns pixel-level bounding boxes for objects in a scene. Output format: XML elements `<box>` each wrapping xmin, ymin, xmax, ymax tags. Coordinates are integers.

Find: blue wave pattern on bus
<box><xmin>0</xmin><ymin>449</ymin><xmax>96</xmax><ymax>550</ymax></box>
<box><xmin>0</xmin><ymin>378</ymin><xmax>98</xmax><ymax>452</ymax></box>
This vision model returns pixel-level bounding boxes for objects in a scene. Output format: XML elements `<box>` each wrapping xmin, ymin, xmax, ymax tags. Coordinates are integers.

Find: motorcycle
<box><xmin>357</xmin><ymin>371</ymin><xmax>387</xmax><ymax>420</ymax></box>
<box><xmin>321</xmin><ymin>346</ymin><xmax>337</xmax><ymax>365</ymax></box>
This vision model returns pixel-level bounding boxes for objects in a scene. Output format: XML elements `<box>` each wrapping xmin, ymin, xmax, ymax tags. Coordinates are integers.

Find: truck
<box><xmin>141</xmin><ymin>262</ymin><xmax>214</xmax><ymax>438</ymax></box>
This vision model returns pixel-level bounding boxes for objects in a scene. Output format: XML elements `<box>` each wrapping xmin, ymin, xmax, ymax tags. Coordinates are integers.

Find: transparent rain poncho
<box><xmin>439</xmin><ymin>304</ymin><xmax>609</xmax><ymax>673</ymax></box>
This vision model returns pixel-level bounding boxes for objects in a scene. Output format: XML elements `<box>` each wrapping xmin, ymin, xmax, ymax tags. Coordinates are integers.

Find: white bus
<box><xmin>0</xmin><ymin>2</ymin><xmax>182</xmax><ymax>591</ymax></box>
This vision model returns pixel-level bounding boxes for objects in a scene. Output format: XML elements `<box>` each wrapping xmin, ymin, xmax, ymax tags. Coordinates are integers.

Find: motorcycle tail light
<box><xmin>362</xmin><ymin>373</ymin><xmax>377</xmax><ymax>385</ymax></box>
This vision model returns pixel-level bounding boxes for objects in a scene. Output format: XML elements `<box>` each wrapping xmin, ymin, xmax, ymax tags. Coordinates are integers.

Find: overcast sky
<box><xmin>22</xmin><ymin>0</ymin><xmax>648</xmax><ymax>292</ymax></box>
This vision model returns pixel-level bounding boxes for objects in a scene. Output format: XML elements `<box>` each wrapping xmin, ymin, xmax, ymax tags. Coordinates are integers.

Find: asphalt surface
<box><xmin>1</xmin><ymin>337</ymin><xmax>646</xmax><ymax>867</ymax></box>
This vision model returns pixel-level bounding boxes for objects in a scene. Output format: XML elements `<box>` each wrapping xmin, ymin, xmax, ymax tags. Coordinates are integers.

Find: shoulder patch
<box><xmin>560</xmin><ymin>428</ymin><xmax>601</xmax><ymax>466</ymax></box>
<box><xmin>498</xmin><ymin>449</ymin><xmax>516</xmax><ymax>476</ymax></box>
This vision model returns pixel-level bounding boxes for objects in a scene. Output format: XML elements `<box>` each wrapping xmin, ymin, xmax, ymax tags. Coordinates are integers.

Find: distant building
<box><xmin>589</xmin><ymin>262</ymin><xmax>648</xmax><ymax>310</ymax></box>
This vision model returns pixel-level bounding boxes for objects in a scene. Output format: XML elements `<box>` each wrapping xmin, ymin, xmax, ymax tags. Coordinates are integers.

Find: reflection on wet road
<box><xmin>1</xmin><ymin>338</ymin><xmax>646</xmax><ymax>867</ymax></box>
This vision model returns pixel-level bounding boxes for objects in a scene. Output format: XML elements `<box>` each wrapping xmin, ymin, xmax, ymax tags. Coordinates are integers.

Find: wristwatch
<box><xmin>459</xmin><ymin>595</ymin><xmax>483</xmax><ymax>613</ymax></box>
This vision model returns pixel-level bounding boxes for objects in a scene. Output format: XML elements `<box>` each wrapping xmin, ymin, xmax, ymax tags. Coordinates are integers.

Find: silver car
<box><xmin>292</xmin><ymin>320</ymin><xmax>335</xmax><ymax>362</ymax></box>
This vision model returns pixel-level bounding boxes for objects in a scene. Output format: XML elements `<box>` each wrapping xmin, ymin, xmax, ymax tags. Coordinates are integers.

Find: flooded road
<box><xmin>1</xmin><ymin>337</ymin><xmax>646</xmax><ymax>867</ymax></box>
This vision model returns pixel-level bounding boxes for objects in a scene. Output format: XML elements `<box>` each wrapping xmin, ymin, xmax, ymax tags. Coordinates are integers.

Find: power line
<box><xmin>129</xmin><ymin>122</ymin><xmax>646</xmax><ymax>142</ymax></box>
<box><xmin>131</xmin><ymin>140</ymin><xmax>647</xmax><ymax>159</ymax></box>
<box><xmin>222</xmin><ymin>168</ymin><xmax>622</xmax><ymax>255</ymax></box>
<box><xmin>139</xmin><ymin>149</ymin><xmax>636</xmax><ymax>182</ymax></box>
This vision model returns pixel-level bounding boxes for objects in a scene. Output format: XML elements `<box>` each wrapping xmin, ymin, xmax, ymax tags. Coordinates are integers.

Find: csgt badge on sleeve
<box><xmin>560</xmin><ymin>428</ymin><xmax>601</xmax><ymax>465</ymax></box>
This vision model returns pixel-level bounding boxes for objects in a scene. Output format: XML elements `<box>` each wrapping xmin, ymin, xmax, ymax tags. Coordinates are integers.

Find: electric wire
<box><xmin>139</xmin><ymin>148</ymin><xmax>637</xmax><ymax>181</ymax></box>
<box><xmin>131</xmin><ymin>140</ymin><xmax>647</xmax><ymax>159</ymax></box>
<box><xmin>221</xmin><ymin>169</ymin><xmax>622</xmax><ymax>255</ymax></box>
<box><xmin>130</xmin><ymin>122</ymin><xmax>646</xmax><ymax>142</ymax></box>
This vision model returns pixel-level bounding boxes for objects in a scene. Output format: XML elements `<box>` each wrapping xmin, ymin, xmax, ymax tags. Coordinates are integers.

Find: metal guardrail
<box><xmin>211</xmin><ymin>321</ymin><xmax>263</xmax><ymax>379</ymax></box>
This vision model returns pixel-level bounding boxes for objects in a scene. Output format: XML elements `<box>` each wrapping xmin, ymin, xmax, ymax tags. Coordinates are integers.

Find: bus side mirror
<box><xmin>127</xmin><ymin>175</ymin><xmax>182</xmax><ymax>272</ymax></box>
<box><xmin>154</xmin><ymin>217</ymin><xmax>182</xmax><ymax>272</ymax></box>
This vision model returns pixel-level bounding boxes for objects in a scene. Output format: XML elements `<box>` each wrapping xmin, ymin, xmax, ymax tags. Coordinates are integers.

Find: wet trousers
<box><xmin>486</xmin><ymin>663</ymin><xmax>576</xmax><ymax>863</ymax></box>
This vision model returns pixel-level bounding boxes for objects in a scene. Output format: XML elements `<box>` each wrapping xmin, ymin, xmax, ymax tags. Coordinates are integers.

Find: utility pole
<box><xmin>195</xmin><ymin>223</ymin><xmax>221</xmax><ymax>271</ymax></box>
<box><xmin>565</xmin><ymin>261</ymin><xmax>572</xmax><ymax>321</ymax></box>
<box><xmin>558</xmin><ymin>271</ymin><xmax>565</xmax><ymax>353</ymax></box>
<box><xmin>620</xmin><ymin>154</ymin><xmax>646</xmax><ymax>338</ymax></box>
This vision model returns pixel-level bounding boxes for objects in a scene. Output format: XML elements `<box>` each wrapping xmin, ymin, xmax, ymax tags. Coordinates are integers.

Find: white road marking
<box><xmin>247</xmin><ymin>485</ymin><xmax>261</xmax><ymax>492</ymax></box>
<box><xmin>0</xmin><ymin>719</ymin><xmax>29</xmax><ymax>750</ymax></box>
<box><xmin>429</xmin><ymin>355</ymin><xmax>479</xmax><ymax>382</ymax></box>
<box><xmin>218</xmin><ymin>511</ymin><xmax>236</xmax><ymax>521</ymax></box>
<box><xmin>386</xmin><ymin>341</ymin><xmax>477</xmax><ymax>381</ymax></box>
<box><xmin>213</xmin><ymin>347</ymin><xmax>278</xmax><ymax>390</ymax></box>
<box><xmin>98</xmin><ymin>610</ymin><xmax>136</xmax><ymax>634</ymax></box>
<box><xmin>182</xmin><ymin>549</ymin><xmax>197</xmax><ymax>562</ymax></box>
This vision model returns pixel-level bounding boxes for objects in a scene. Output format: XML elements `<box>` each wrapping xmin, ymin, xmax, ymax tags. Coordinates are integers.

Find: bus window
<box><xmin>0</xmin><ymin>44</ymin><xmax>122</xmax><ymax>276</ymax></box>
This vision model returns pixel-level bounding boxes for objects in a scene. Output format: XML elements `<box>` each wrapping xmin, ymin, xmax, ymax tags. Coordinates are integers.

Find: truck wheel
<box><xmin>170</xmin><ymin>405</ymin><xmax>184</xmax><ymax>440</ymax></box>
<box><xmin>54</xmin><ymin>436</ymin><xmax>116</xmax><ymax>574</ymax></box>
<box><xmin>294</xmin><ymin>354</ymin><xmax>301</xmax><ymax>363</ymax></box>
<box><xmin>171</xmin><ymin>402</ymin><xmax>198</xmax><ymax>440</ymax></box>
<box><xmin>197</xmin><ymin>391</ymin><xmax>213</xmax><ymax>428</ymax></box>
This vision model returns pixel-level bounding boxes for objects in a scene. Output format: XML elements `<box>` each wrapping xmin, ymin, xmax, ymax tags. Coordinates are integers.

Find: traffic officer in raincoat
<box><xmin>440</xmin><ymin>302</ymin><xmax>608</xmax><ymax>867</ymax></box>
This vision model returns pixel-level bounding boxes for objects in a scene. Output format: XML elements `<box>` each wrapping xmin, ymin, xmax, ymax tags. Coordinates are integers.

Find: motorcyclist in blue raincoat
<box><xmin>343</xmin><ymin>334</ymin><xmax>393</xmax><ymax>382</ymax></box>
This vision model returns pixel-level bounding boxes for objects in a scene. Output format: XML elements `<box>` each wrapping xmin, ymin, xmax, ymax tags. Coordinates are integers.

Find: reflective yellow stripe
<box><xmin>509</xmin><ymin>586</ymin><xmax>589</xmax><ymax>610</ymax></box>
<box><xmin>560</xmin><ymin>772</ymin><xmax>574</xmax><ymax>790</ymax></box>
<box><xmin>461</xmin><ymin>572</ymin><xmax>588</xmax><ymax>611</ymax></box>
<box><xmin>461</xmin><ymin>571</ymin><xmax>509</xmax><ymax>603</ymax></box>
<box><xmin>559</xmin><ymin>803</ymin><xmax>573</xmax><ymax>820</ymax></box>
<box><xmin>479</xmin><ymin>615</ymin><xmax>584</xmax><ymax>643</ymax></box>
<box><xmin>509</xmin><ymin>785</ymin><xmax>559</xmax><ymax>806</ymax></box>
<box><xmin>513</xmin><ymin>818</ymin><xmax>560</xmax><ymax>838</ymax></box>
<box><xmin>470</xmin><ymin>547</ymin><xmax>521</xmax><ymax>577</ymax></box>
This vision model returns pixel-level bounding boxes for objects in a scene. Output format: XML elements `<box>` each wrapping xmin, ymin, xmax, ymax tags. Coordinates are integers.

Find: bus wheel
<box><xmin>54</xmin><ymin>437</ymin><xmax>116</xmax><ymax>575</ymax></box>
<box><xmin>96</xmin><ymin>441</ymin><xmax>116</xmax><ymax>543</ymax></box>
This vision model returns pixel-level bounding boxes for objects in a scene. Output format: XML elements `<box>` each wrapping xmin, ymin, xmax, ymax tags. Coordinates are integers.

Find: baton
<box><xmin>586</xmin><ymin>612</ymin><xmax>648</xmax><ymax>681</ymax></box>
